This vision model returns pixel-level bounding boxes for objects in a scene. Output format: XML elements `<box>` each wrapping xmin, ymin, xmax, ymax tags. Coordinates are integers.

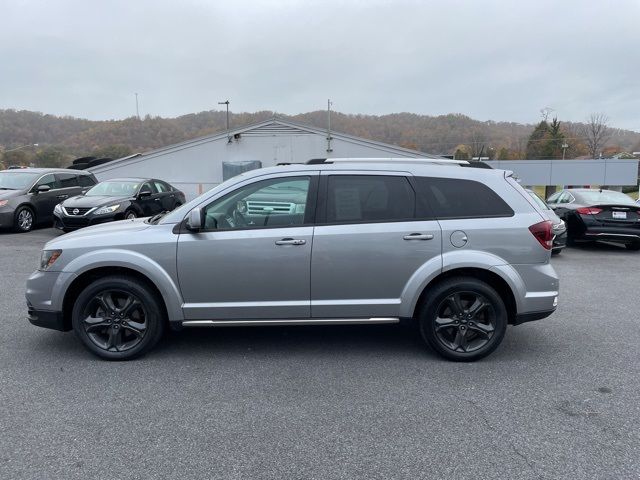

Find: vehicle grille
<box><xmin>62</xmin><ymin>217</ymin><xmax>91</xmax><ymax>227</ymax></box>
<box><xmin>63</xmin><ymin>207</ymin><xmax>92</xmax><ymax>216</ymax></box>
<box><xmin>246</xmin><ymin>201</ymin><xmax>295</xmax><ymax>215</ymax></box>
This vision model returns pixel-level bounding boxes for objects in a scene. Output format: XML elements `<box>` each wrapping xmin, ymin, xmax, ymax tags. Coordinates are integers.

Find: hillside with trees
<box><xmin>1</xmin><ymin>108</ymin><xmax>639</xmax><ymax>168</ymax></box>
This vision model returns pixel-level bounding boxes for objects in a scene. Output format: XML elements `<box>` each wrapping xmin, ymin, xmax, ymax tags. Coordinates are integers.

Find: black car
<box><xmin>547</xmin><ymin>188</ymin><xmax>640</xmax><ymax>250</ymax></box>
<box><xmin>53</xmin><ymin>177</ymin><xmax>186</xmax><ymax>232</ymax></box>
<box><xmin>525</xmin><ymin>189</ymin><xmax>567</xmax><ymax>254</ymax></box>
<box><xmin>0</xmin><ymin>168</ymin><xmax>97</xmax><ymax>232</ymax></box>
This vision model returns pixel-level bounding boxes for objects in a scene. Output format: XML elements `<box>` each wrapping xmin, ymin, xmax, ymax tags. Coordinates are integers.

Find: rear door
<box><xmin>137</xmin><ymin>181</ymin><xmax>161</xmax><ymax>216</ymax></box>
<box><xmin>310</xmin><ymin>172</ymin><xmax>442</xmax><ymax>318</ymax></box>
<box><xmin>153</xmin><ymin>180</ymin><xmax>177</xmax><ymax>211</ymax></box>
<box><xmin>55</xmin><ymin>172</ymin><xmax>82</xmax><ymax>202</ymax></box>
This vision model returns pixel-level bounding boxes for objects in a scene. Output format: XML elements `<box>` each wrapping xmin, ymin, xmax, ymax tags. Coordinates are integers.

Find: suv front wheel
<box><xmin>418</xmin><ymin>277</ymin><xmax>507</xmax><ymax>361</ymax></box>
<box><xmin>72</xmin><ymin>275</ymin><xmax>165</xmax><ymax>360</ymax></box>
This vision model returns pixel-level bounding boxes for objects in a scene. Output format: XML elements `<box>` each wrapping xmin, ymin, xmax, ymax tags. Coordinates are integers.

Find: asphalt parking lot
<box><xmin>1</xmin><ymin>228</ymin><xmax>639</xmax><ymax>480</ymax></box>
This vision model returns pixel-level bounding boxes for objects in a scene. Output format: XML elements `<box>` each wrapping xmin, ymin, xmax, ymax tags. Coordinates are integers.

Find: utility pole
<box><xmin>218</xmin><ymin>100</ymin><xmax>230</xmax><ymax>142</ymax></box>
<box><xmin>326</xmin><ymin>99</ymin><xmax>333</xmax><ymax>153</ymax></box>
<box><xmin>135</xmin><ymin>93</ymin><xmax>140</xmax><ymax>119</ymax></box>
<box><xmin>561</xmin><ymin>142</ymin><xmax>568</xmax><ymax>160</ymax></box>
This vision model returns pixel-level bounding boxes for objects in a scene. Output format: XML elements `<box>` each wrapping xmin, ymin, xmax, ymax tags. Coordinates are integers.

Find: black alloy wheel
<box><xmin>419</xmin><ymin>277</ymin><xmax>507</xmax><ymax>361</ymax></box>
<box><xmin>72</xmin><ymin>276</ymin><xmax>165</xmax><ymax>360</ymax></box>
<box><xmin>14</xmin><ymin>206</ymin><xmax>34</xmax><ymax>232</ymax></box>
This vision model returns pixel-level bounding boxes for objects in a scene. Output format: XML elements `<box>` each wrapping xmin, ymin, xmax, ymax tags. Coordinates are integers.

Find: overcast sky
<box><xmin>1</xmin><ymin>0</ymin><xmax>638</xmax><ymax>130</ymax></box>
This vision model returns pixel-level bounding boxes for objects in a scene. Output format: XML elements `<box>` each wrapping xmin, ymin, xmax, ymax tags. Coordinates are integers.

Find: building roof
<box><xmin>89</xmin><ymin>117</ymin><xmax>442</xmax><ymax>173</ymax></box>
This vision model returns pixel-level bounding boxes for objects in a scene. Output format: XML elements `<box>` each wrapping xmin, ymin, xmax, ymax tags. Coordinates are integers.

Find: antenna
<box><xmin>326</xmin><ymin>99</ymin><xmax>333</xmax><ymax>153</ymax></box>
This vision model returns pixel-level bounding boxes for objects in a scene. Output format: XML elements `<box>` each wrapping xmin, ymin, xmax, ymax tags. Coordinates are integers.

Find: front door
<box><xmin>311</xmin><ymin>172</ymin><xmax>442</xmax><ymax>318</ymax></box>
<box><xmin>30</xmin><ymin>173</ymin><xmax>61</xmax><ymax>223</ymax></box>
<box><xmin>177</xmin><ymin>173</ymin><xmax>318</xmax><ymax>320</ymax></box>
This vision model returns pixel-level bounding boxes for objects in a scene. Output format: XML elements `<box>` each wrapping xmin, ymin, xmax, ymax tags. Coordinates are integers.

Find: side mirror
<box><xmin>139</xmin><ymin>188</ymin><xmax>152</xmax><ymax>198</ymax></box>
<box><xmin>36</xmin><ymin>185</ymin><xmax>51</xmax><ymax>193</ymax></box>
<box><xmin>185</xmin><ymin>207</ymin><xmax>204</xmax><ymax>232</ymax></box>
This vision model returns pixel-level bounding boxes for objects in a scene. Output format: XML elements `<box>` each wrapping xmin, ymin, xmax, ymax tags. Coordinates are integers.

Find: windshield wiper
<box><xmin>148</xmin><ymin>213</ymin><xmax>166</xmax><ymax>224</ymax></box>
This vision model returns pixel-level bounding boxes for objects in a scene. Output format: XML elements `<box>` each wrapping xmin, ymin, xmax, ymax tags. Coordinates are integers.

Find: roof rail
<box><xmin>326</xmin><ymin>157</ymin><xmax>469</xmax><ymax>166</ymax></box>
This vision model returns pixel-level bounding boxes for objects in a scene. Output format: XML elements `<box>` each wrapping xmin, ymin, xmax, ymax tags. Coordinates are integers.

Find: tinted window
<box><xmin>203</xmin><ymin>176</ymin><xmax>311</xmax><ymax>231</ymax></box>
<box><xmin>140</xmin><ymin>182</ymin><xmax>156</xmax><ymax>194</ymax></box>
<box><xmin>35</xmin><ymin>174</ymin><xmax>58</xmax><ymax>190</ymax></box>
<box><xmin>154</xmin><ymin>181</ymin><xmax>169</xmax><ymax>193</ymax></box>
<box><xmin>413</xmin><ymin>177</ymin><xmax>513</xmax><ymax>219</ymax></box>
<box><xmin>326</xmin><ymin>175</ymin><xmax>415</xmax><ymax>223</ymax></box>
<box><xmin>78</xmin><ymin>175</ymin><xmax>96</xmax><ymax>187</ymax></box>
<box><xmin>56</xmin><ymin>172</ymin><xmax>79</xmax><ymax>188</ymax></box>
<box><xmin>546</xmin><ymin>193</ymin><xmax>560</xmax><ymax>204</ymax></box>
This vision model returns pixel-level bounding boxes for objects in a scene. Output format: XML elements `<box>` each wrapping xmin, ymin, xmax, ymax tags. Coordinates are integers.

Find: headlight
<box><xmin>40</xmin><ymin>249</ymin><xmax>62</xmax><ymax>271</ymax></box>
<box><xmin>0</xmin><ymin>200</ymin><xmax>8</xmax><ymax>207</ymax></box>
<box><xmin>54</xmin><ymin>203</ymin><xmax>62</xmax><ymax>214</ymax></box>
<box><xmin>94</xmin><ymin>204</ymin><xmax>120</xmax><ymax>215</ymax></box>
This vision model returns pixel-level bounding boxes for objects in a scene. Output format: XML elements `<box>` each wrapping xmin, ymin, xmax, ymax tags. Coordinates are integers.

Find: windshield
<box><xmin>0</xmin><ymin>171</ymin><xmax>39</xmax><ymax>190</ymax></box>
<box><xmin>578</xmin><ymin>190</ymin><xmax>636</xmax><ymax>205</ymax></box>
<box><xmin>86</xmin><ymin>181</ymin><xmax>141</xmax><ymax>197</ymax></box>
<box><xmin>526</xmin><ymin>190</ymin><xmax>549</xmax><ymax>210</ymax></box>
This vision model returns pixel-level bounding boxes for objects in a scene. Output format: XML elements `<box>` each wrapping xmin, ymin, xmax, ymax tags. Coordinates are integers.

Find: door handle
<box><xmin>275</xmin><ymin>238</ymin><xmax>306</xmax><ymax>246</ymax></box>
<box><xmin>403</xmin><ymin>233</ymin><xmax>434</xmax><ymax>241</ymax></box>
<box><xmin>154</xmin><ymin>198</ymin><xmax>161</xmax><ymax>201</ymax></box>
<box><xmin>56</xmin><ymin>194</ymin><xmax>68</xmax><ymax>199</ymax></box>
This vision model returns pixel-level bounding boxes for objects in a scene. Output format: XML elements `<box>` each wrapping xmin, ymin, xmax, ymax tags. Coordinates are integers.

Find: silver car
<box><xmin>26</xmin><ymin>158</ymin><xmax>559</xmax><ymax>361</ymax></box>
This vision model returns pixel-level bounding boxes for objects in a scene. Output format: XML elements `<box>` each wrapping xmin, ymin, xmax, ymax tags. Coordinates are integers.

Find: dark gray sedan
<box><xmin>0</xmin><ymin>168</ymin><xmax>97</xmax><ymax>232</ymax></box>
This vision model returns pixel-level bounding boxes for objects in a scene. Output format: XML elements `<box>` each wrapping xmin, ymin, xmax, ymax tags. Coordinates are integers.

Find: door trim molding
<box><xmin>181</xmin><ymin>317</ymin><xmax>400</xmax><ymax>327</ymax></box>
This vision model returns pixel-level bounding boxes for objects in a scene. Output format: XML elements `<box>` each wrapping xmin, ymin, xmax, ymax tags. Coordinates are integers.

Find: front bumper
<box><xmin>27</xmin><ymin>305</ymin><xmax>69</xmax><ymax>331</ymax></box>
<box><xmin>54</xmin><ymin>212</ymin><xmax>119</xmax><ymax>231</ymax></box>
<box><xmin>0</xmin><ymin>210</ymin><xmax>15</xmax><ymax>228</ymax></box>
<box><xmin>553</xmin><ymin>231</ymin><xmax>567</xmax><ymax>250</ymax></box>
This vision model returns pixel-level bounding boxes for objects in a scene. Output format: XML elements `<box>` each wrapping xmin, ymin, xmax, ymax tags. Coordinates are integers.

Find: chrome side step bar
<box><xmin>181</xmin><ymin>318</ymin><xmax>400</xmax><ymax>327</ymax></box>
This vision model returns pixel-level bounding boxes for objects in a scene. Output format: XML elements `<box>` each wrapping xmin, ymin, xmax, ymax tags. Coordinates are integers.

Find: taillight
<box><xmin>529</xmin><ymin>220</ymin><xmax>553</xmax><ymax>250</ymax></box>
<box><xmin>576</xmin><ymin>207</ymin><xmax>602</xmax><ymax>215</ymax></box>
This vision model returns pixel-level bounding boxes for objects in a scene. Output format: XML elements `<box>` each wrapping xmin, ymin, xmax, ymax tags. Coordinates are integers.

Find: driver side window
<box><xmin>34</xmin><ymin>174</ymin><xmax>58</xmax><ymax>191</ymax></box>
<box><xmin>203</xmin><ymin>176</ymin><xmax>311</xmax><ymax>231</ymax></box>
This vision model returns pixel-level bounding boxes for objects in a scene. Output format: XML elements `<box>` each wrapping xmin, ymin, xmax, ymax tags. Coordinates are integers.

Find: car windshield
<box><xmin>526</xmin><ymin>190</ymin><xmax>549</xmax><ymax>210</ymax></box>
<box><xmin>577</xmin><ymin>190</ymin><xmax>636</xmax><ymax>206</ymax></box>
<box><xmin>86</xmin><ymin>181</ymin><xmax>141</xmax><ymax>197</ymax></box>
<box><xmin>0</xmin><ymin>171</ymin><xmax>40</xmax><ymax>190</ymax></box>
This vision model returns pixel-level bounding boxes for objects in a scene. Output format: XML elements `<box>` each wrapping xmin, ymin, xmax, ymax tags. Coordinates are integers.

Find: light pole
<box><xmin>218</xmin><ymin>100</ymin><xmax>230</xmax><ymax>142</ymax></box>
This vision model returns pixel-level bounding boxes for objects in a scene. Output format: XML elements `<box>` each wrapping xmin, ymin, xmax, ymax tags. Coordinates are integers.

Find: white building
<box><xmin>89</xmin><ymin>118</ymin><xmax>440</xmax><ymax>200</ymax></box>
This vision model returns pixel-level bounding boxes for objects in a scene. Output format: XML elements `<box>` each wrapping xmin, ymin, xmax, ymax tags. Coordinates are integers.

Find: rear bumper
<box><xmin>582</xmin><ymin>229</ymin><xmax>640</xmax><ymax>244</ymax></box>
<box><xmin>513</xmin><ymin>309</ymin><xmax>556</xmax><ymax>325</ymax></box>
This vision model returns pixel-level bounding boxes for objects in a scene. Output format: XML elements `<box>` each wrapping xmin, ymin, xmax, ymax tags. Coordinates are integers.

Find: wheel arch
<box><xmin>62</xmin><ymin>266</ymin><xmax>176</xmax><ymax>330</ymax></box>
<box><xmin>409</xmin><ymin>267</ymin><xmax>518</xmax><ymax>324</ymax></box>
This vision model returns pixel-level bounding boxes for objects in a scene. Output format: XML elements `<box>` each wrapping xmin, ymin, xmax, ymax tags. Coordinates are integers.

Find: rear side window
<box><xmin>78</xmin><ymin>175</ymin><xmax>96</xmax><ymax>187</ymax></box>
<box><xmin>413</xmin><ymin>177</ymin><xmax>513</xmax><ymax>219</ymax></box>
<box><xmin>326</xmin><ymin>175</ymin><xmax>415</xmax><ymax>223</ymax></box>
<box><xmin>56</xmin><ymin>172</ymin><xmax>79</xmax><ymax>188</ymax></box>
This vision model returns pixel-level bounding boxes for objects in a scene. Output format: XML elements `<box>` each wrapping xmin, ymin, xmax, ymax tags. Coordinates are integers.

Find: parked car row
<box><xmin>546</xmin><ymin>188</ymin><xmax>640</xmax><ymax>251</ymax></box>
<box><xmin>0</xmin><ymin>168</ymin><xmax>185</xmax><ymax>233</ymax></box>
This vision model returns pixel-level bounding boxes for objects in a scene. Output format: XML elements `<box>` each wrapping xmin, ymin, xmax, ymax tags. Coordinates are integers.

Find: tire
<box><xmin>124</xmin><ymin>210</ymin><xmax>137</xmax><ymax>220</ymax></box>
<box><xmin>71</xmin><ymin>275</ymin><xmax>165</xmax><ymax>360</ymax></box>
<box><xmin>551</xmin><ymin>248</ymin><xmax>561</xmax><ymax>255</ymax></box>
<box><xmin>14</xmin><ymin>206</ymin><xmax>35</xmax><ymax>232</ymax></box>
<box><xmin>625</xmin><ymin>243</ymin><xmax>640</xmax><ymax>251</ymax></box>
<box><xmin>418</xmin><ymin>277</ymin><xmax>508</xmax><ymax>361</ymax></box>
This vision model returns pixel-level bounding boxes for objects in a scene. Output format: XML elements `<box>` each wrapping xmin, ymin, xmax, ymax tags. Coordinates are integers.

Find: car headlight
<box><xmin>40</xmin><ymin>249</ymin><xmax>62</xmax><ymax>271</ymax></box>
<box><xmin>0</xmin><ymin>200</ymin><xmax>8</xmax><ymax>208</ymax></box>
<box><xmin>94</xmin><ymin>204</ymin><xmax>120</xmax><ymax>215</ymax></box>
<box><xmin>53</xmin><ymin>203</ymin><xmax>62</xmax><ymax>214</ymax></box>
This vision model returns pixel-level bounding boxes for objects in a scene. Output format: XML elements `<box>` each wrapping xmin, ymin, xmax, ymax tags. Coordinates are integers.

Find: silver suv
<box><xmin>26</xmin><ymin>159</ymin><xmax>559</xmax><ymax>361</ymax></box>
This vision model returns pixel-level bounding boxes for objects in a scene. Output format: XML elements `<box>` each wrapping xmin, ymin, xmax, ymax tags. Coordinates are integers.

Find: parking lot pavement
<box><xmin>1</xmin><ymin>228</ymin><xmax>639</xmax><ymax>480</ymax></box>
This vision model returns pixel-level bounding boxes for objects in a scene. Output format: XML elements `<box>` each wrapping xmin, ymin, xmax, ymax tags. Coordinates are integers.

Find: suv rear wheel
<box><xmin>71</xmin><ymin>276</ymin><xmax>165</xmax><ymax>360</ymax></box>
<box><xmin>418</xmin><ymin>277</ymin><xmax>507</xmax><ymax>361</ymax></box>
